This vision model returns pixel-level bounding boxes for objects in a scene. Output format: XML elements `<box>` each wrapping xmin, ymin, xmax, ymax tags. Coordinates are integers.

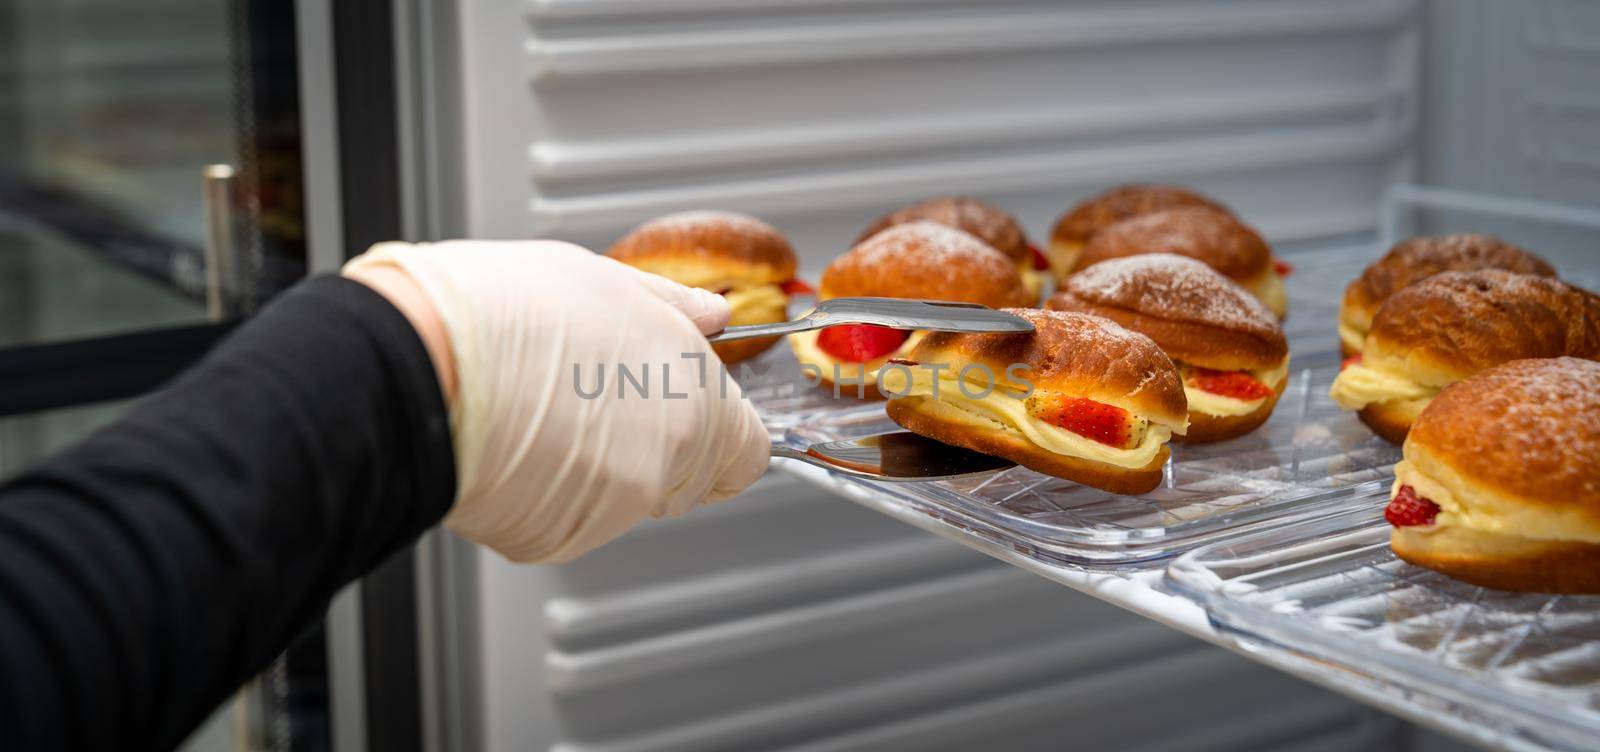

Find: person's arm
<box><xmin>0</xmin><ymin>239</ymin><xmax>769</xmax><ymax>749</ymax></box>
<box><xmin>0</xmin><ymin>277</ymin><xmax>456</xmax><ymax>749</ymax></box>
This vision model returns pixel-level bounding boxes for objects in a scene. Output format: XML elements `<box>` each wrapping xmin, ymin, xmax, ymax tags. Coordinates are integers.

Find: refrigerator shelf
<box><xmin>781</xmin><ymin>350</ymin><xmax>1398</xmax><ymax>566</ymax></box>
<box><xmin>1166</xmin><ymin>500</ymin><xmax>1600</xmax><ymax>752</ymax></box>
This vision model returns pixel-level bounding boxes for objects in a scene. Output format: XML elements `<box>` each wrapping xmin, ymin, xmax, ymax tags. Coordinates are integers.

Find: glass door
<box><xmin>0</xmin><ymin>0</ymin><xmax>320</xmax><ymax>749</ymax></box>
<box><xmin>1</xmin><ymin>0</ymin><xmax>307</xmax><ymax>344</ymax></box>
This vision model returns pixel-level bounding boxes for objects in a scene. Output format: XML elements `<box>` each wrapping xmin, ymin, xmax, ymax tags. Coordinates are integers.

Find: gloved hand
<box><xmin>344</xmin><ymin>240</ymin><xmax>770</xmax><ymax>563</ymax></box>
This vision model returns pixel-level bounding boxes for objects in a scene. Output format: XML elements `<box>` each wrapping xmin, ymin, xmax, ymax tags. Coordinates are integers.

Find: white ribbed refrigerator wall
<box><xmin>398</xmin><ymin>1</ymin><xmax>1490</xmax><ymax>750</ymax></box>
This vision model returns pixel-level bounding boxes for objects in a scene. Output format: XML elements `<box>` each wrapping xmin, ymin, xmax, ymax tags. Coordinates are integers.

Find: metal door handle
<box><xmin>202</xmin><ymin>164</ymin><xmax>237</xmax><ymax>321</ymax></box>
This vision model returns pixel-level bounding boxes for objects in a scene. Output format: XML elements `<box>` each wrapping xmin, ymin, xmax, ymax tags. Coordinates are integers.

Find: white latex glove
<box><xmin>344</xmin><ymin>240</ymin><xmax>770</xmax><ymax>563</ymax></box>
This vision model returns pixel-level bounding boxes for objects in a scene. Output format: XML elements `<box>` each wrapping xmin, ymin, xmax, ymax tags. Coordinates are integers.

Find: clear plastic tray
<box><xmin>756</xmin><ymin>187</ymin><xmax>1596</xmax><ymax>564</ymax></box>
<box><xmin>732</xmin><ymin>344</ymin><xmax>856</xmax><ymax>437</ymax></box>
<box><xmin>782</xmin><ymin>349</ymin><xmax>1400</xmax><ymax>566</ymax></box>
<box><xmin>1166</xmin><ymin>498</ymin><xmax>1600</xmax><ymax>752</ymax></box>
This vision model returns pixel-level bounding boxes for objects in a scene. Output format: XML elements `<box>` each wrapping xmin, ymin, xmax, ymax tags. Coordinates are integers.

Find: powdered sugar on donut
<box><xmin>1011</xmin><ymin>306</ymin><xmax>1153</xmax><ymax>349</ymax></box>
<box><xmin>1415</xmin><ymin>357</ymin><xmax>1600</xmax><ymax>506</ymax></box>
<box><xmin>1054</xmin><ymin>184</ymin><xmax>1228</xmax><ymax>243</ymax></box>
<box><xmin>824</xmin><ymin>221</ymin><xmax>1029</xmax><ymax>307</ymax></box>
<box><xmin>1387</xmin><ymin>234</ymin><xmax>1548</xmax><ymax>273</ymax></box>
<box><xmin>639</xmin><ymin>210</ymin><xmax>781</xmax><ymax>242</ymax></box>
<box><xmin>1066</xmin><ymin>254</ymin><xmax>1279</xmax><ymax>335</ymax></box>
<box><xmin>1079</xmin><ymin>206</ymin><xmax>1270</xmax><ymax>280</ymax></box>
<box><xmin>861</xmin><ymin>197</ymin><xmax>1026</xmax><ymax>261</ymax></box>
<box><xmin>848</xmin><ymin>221</ymin><xmax>1015</xmax><ymax>272</ymax></box>
<box><xmin>1354</xmin><ymin>234</ymin><xmax>1556</xmax><ymax>305</ymax></box>
<box><xmin>1371</xmin><ymin>269</ymin><xmax>1600</xmax><ymax>366</ymax></box>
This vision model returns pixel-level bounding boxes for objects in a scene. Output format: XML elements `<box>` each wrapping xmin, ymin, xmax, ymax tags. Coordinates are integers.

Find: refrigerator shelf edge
<box><xmin>1166</xmin><ymin>500</ymin><xmax>1600</xmax><ymax>752</ymax></box>
<box><xmin>772</xmin><ymin>457</ymin><xmax>1582</xmax><ymax>752</ymax></box>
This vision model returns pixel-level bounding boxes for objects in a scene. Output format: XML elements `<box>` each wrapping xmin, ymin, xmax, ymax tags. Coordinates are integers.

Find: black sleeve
<box><xmin>0</xmin><ymin>276</ymin><xmax>456</xmax><ymax>750</ymax></box>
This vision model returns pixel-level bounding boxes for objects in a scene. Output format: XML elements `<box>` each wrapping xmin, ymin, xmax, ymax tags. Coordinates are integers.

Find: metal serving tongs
<box><xmin>707</xmin><ymin>297</ymin><xmax>1034</xmax><ymax>342</ymax></box>
<box><xmin>772</xmin><ymin>433</ymin><xmax>1016</xmax><ymax>482</ymax></box>
<box><xmin>714</xmin><ymin>297</ymin><xmax>1029</xmax><ymax>481</ymax></box>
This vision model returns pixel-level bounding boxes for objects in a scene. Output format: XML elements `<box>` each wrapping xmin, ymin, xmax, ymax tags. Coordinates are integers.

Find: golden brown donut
<box><xmin>858</xmin><ymin>196</ymin><xmax>1045</xmax><ymax>301</ymax></box>
<box><xmin>712</xmin><ymin>337</ymin><xmax>783</xmax><ymax>368</ymax></box>
<box><xmin>1338</xmin><ymin>234</ymin><xmax>1555</xmax><ymax>357</ymax></box>
<box><xmin>1180</xmin><ymin>380</ymin><xmax>1286</xmax><ymax>444</ymax></box>
<box><xmin>607</xmin><ymin>210</ymin><xmax>801</xmax><ymax>364</ymax></box>
<box><xmin>859</xmin><ymin>196</ymin><xmax>1028</xmax><ymax>266</ymax></box>
<box><xmin>1073</xmin><ymin>206</ymin><xmax>1287</xmax><ymax>318</ymax></box>
<box><xmin>792</xmin><ymin>221</ymin><xmax>1033</xmax><ymax>400</ymax></box>
<box><xmin>1047</xmin><ymin>254</ymin><xmax>1289</xmax><ymax>442</ymax></box>
<box><xmin>1387</xmin><ymin>357</ymin><xmax>1600</xmax><ymax>593</ymax></box>
<box><xmin>1329</xmin><ymin>270</ymin><xmax>1600</xmax><ymax>443</ymax></box>
<box><xmin>820</xmin><ymin>221</ymin><xmax>1034</xmax><ymax>308</ymax></box>
<box><xmin>1355</xmin><ymin>404</ymin><xmax>1416</xmax><ymax>446</ymax></box>
<box><xmin>880</xmin><ymin>308</ymin><xmax>1187</xmax><ymax>494</ymax></box>
<box><xmin>1048</xmin><ymin>184</ymin><xmax>1229</xmax><ymax>279</ymax></box>
<box><xmin>608</xmin><ymin>210</ymin><xmax>796</xmax><ymax>286</ymax></box>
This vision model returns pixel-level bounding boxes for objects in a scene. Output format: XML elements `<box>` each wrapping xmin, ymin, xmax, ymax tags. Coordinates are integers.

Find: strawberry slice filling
<box><xmin>1027</xmin><ymin>242</ymin><xmax>1051</xmax><ymax>271</ymax></box>
<box><xmin>1186</xmin><ymin>367</ymin><xmax>1273</xmax><ymax>400</ymax></box>
<box><xmin>1273</xmin><ymin>259</ymin><xmax>1294</xmax><ymax>277</ymax></box>
<box><xmin>1340</xmin><ymin>354</ymin><xmax>1363</xmax><ymax>371</ymax></box>
<box><xmin>1385</xmin><ymin>484</ymin><xmax>1440</xmax><ymax>527</ymax></box>
<box><xmin>780</xmin><ymin>278</ymin><xmax>815</xmax><ymax>296</ymax></box>
<box><xmin>815</xmin><ymin>324</ymin><xmax>910</xmax><ymax>363</ymax></box>
<box><xmin>1038</xmin><ymin>396</ymin><xmax>1135</xmax><ymax>448</ymax></box>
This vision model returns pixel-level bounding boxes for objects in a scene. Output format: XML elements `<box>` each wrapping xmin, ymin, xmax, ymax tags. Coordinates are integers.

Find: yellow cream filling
<box><xmin>1247</xmin><ymin>271</ymin><xmax>1288</xmax><ymax>318</ymax></box>
<box><xmin>632</xmin><ymin>259</ymin><xmax>754</xmax><ymax>290</ymax></box>
<box><xmin>1337</xmin><ymin>319</ymin><xmax>1366</xmax><ymax>354</ymax></box>
<box><xmin>1046</xmin><ymin>239</ymin><xmax>1082</xmax><ymax>280</ymax></box>
<box><xmin>1185</xmin><ymin>388</ymin><xmax>1259</xmax><ymax>417</ymax></box>
<box><xmin>1180</xmin><ymin>357</ymin><xmax>1290</xmax><ymax>417</ymax></box>
<box><xmin>1018</xmin><ymin>266</ymin><xmax>1046</xmax><ymax>302</ymax></box>
<box><xmin>788</xmin><ymin>328</ymin><xmax>929</xmax><ymax>387</ymax></box>
<box><xmin>878</xmin><ymin>368</ymin><xmax>1174</xmax><ymax>470</ymax></box>
<box><xmin>723</xmin><ymin>284</ymin><xmax>788</xmax><ymax>326</ymax></box>
<box><xmin>1393</xmin><ymin>459</ymin><xmax>1600</xmax><ymax>544</ymax></box>
<box><xmin>1328</xmin><ymin>361</ymin><xmax>1438</xmax><ymax>410</ymax></box>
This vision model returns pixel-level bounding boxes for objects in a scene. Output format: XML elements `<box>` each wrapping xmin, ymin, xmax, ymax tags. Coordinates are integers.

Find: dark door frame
<box><xmin>331</xmin><ymin>3</ymin><xmax>425</xmax><ymax>751</ymax></box>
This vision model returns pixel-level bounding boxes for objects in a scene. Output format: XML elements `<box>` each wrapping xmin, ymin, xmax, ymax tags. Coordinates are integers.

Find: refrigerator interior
<box><xmin>397</xmin><ymin>1</ymin><xmax>1600</xmax><ymax>750</ymax></box>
